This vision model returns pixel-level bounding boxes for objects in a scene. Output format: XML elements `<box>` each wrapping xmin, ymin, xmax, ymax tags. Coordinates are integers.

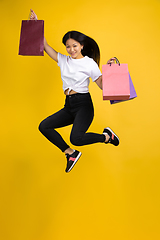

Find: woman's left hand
<box><xmin>107</xmin><ymin>57</ymin><xmax>117</xmax><ymax>65</ymax></box>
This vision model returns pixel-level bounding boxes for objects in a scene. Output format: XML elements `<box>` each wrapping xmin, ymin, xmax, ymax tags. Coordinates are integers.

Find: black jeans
<box><xmin>39</xmin><ymin>93</ymin><xmax>105</xmax><ymax>152</ymax></box>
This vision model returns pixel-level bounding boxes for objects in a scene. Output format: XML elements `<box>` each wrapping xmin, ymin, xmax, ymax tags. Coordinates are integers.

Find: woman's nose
<box><xmin>70</xmin><ymin>47</ymin><xmax>74</xmax><ymax>52</ymax></box>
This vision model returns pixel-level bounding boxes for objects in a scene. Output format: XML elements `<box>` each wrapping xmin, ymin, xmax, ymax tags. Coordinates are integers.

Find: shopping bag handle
<box><xmin>107</xmin><ymin>57</ymin><xmax>120</xmax><ymax>66</ymax></box>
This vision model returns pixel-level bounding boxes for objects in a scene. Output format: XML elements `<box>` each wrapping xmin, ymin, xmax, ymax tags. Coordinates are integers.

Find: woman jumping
<box><xmin>30</xmin><ymin>10</ymin><xmax>119</xmax><ymax>173</ymax></box>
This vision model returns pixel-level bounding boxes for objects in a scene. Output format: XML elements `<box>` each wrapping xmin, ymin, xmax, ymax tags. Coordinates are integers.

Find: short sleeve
<box><xmin>90</xmin><ymin>59</ymin><xmax>102</xmax><ymax>82</ymax></box>
<box><xmin>57</xmin><ymin>52</ymin><xmax>68</xmax><ymax>67</ymax></box>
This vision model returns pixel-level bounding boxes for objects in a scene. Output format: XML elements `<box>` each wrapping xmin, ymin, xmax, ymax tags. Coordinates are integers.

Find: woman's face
<box><xmin>65</xmin><ymin>38</ymin><xmax>84</xmax><ymax>59</ymax></box>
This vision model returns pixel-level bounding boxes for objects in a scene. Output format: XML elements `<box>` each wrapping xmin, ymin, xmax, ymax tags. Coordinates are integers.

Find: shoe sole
<box><xmin>67</xmin><ymin>152</ymin><xmax>82</xmax><ymax>173</ymax></box>
<box><xmin>104</xmin><ymin>127</ymin><xmax>119</xmax><ymax>143</ymax></box>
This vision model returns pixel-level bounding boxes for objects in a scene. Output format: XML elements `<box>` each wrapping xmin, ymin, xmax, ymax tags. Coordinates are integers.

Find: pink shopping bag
<box><xmin>102</xmin><ymin>61</ymin><xmax>130</xmax><ymax>100</ymax></box>
<box><xmin>19</xmin><ymin>20</ymin><xmax>44</xmax><ymax>56</ymax></box>
<box><xmin>110</xmin><ymin>73</ymin><xmax>137</xmax><ymax>104</ymax></box>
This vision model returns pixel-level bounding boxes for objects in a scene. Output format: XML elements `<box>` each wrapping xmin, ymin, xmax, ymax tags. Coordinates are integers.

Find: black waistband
<box><xmin>65</xmin><ymin>92</ymin><xmax>90</xmax><ymax>98</ymax></box>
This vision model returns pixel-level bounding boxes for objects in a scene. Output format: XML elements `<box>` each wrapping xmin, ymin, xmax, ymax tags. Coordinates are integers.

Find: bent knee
<box><xmin>38</xmin><ymin>121</ymin><xmax>45</xmax><ymax>133</ymax></box>
<box><xmin>70</xmin><ymin>135</ymin><xmax>82</xmax><ymax>146</ymax></box>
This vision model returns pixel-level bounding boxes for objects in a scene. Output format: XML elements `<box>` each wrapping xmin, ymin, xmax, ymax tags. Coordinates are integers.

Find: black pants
<box><xmin>39</xmin><ymin>93</ymin><xmax>105</xmax><ymax>152</ymax></box>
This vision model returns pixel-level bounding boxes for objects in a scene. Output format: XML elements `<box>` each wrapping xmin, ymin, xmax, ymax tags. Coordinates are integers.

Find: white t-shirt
<box><xmin>57</xmin><ymin>52</ymin><xmax>102</xmax><ymax>94</ymax></box>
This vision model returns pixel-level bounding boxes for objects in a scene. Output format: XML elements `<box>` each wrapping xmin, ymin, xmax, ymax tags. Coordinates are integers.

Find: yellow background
<box><xmin>0</xmin><ymin>0</ymin><xmax>160</xmax><ymax>239</ymax></box>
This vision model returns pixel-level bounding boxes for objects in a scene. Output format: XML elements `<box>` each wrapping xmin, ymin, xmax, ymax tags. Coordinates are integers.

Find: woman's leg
<box><xmin>70</xmin><ymin>94</ymin><xmax>106</xmax><ymax>146</ymax></box>
<box><xmin>70</xmin><ymin>109</ymin><xmax>106</xmax><ymax>146</ymax></box>
<box><xmin>39</xmin><ymin>108</ymin><xmax>74</xmax><ymax>152</ymax></box>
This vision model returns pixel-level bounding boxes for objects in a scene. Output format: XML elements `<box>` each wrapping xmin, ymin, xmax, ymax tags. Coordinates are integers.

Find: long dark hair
<box><xmin>62</xmin><ymin>31</ymin><xmax>100</xmax><ymax>66</ymax></box>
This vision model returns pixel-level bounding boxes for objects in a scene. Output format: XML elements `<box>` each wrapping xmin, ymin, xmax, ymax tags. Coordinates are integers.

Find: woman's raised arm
<box><xmin>44</xmin><ymin>37</ymin><xmax>58</xmax><ymax>62</ymax></box>
<box><xmin>30</xmin><ymin>9</ymin><xmax>58</xmax><ymax>62</ymax></box>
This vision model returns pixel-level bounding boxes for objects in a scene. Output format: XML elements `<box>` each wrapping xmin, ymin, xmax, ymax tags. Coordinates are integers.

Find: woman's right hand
<box><xmin>30</xmin><ymin>9</ymin><xmax>38</xmax><ymax>20</ymax></box>
<box><xmin>30</xmin><ymin>10</ymin><xmax>58</xmax><ymax>62</ymax></box>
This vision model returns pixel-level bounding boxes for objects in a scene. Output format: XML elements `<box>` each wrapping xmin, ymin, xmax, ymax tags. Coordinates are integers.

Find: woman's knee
<box><xmin>70</xmin><ymin>134</ymin><xmax>82</xmax><ymax>146</ymax></box>
<box><xmin>38</xmin><ymin>120</ymin><xmax>46</xmax><ymax>133</ymax></box>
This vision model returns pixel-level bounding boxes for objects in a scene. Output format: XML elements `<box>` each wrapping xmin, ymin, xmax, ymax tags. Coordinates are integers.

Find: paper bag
<box><xmin>102</xmin><ymin>63</ymin><xmax>130</xmax><ymax>100</ymax></box>
<box><xmin>19</xmin><ymin>20</ymin><xmax>44</xmax><ymax>56</ymax></box>
<box><xmin>110</xmin><ymin>73</ymin><xmax>137</xmax><ymax>104</ymax></box>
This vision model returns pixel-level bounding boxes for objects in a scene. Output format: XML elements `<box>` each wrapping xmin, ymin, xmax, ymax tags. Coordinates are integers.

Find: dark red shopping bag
<box><xmin>19</xmin><ymin>20</ymin><xmax>44</xmax><ymax>56</ymax></box>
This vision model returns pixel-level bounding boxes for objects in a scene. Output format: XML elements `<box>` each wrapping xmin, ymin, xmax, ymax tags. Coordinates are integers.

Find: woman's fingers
<box><xmin>107</xmin><ymin>57</ymin><xmax>116</xmax><ymax>64</ymax></box>
<box><xmin>30</xmin><ymin>9</ymin><xmax>37</xmax><ymax>20</ymax></box>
